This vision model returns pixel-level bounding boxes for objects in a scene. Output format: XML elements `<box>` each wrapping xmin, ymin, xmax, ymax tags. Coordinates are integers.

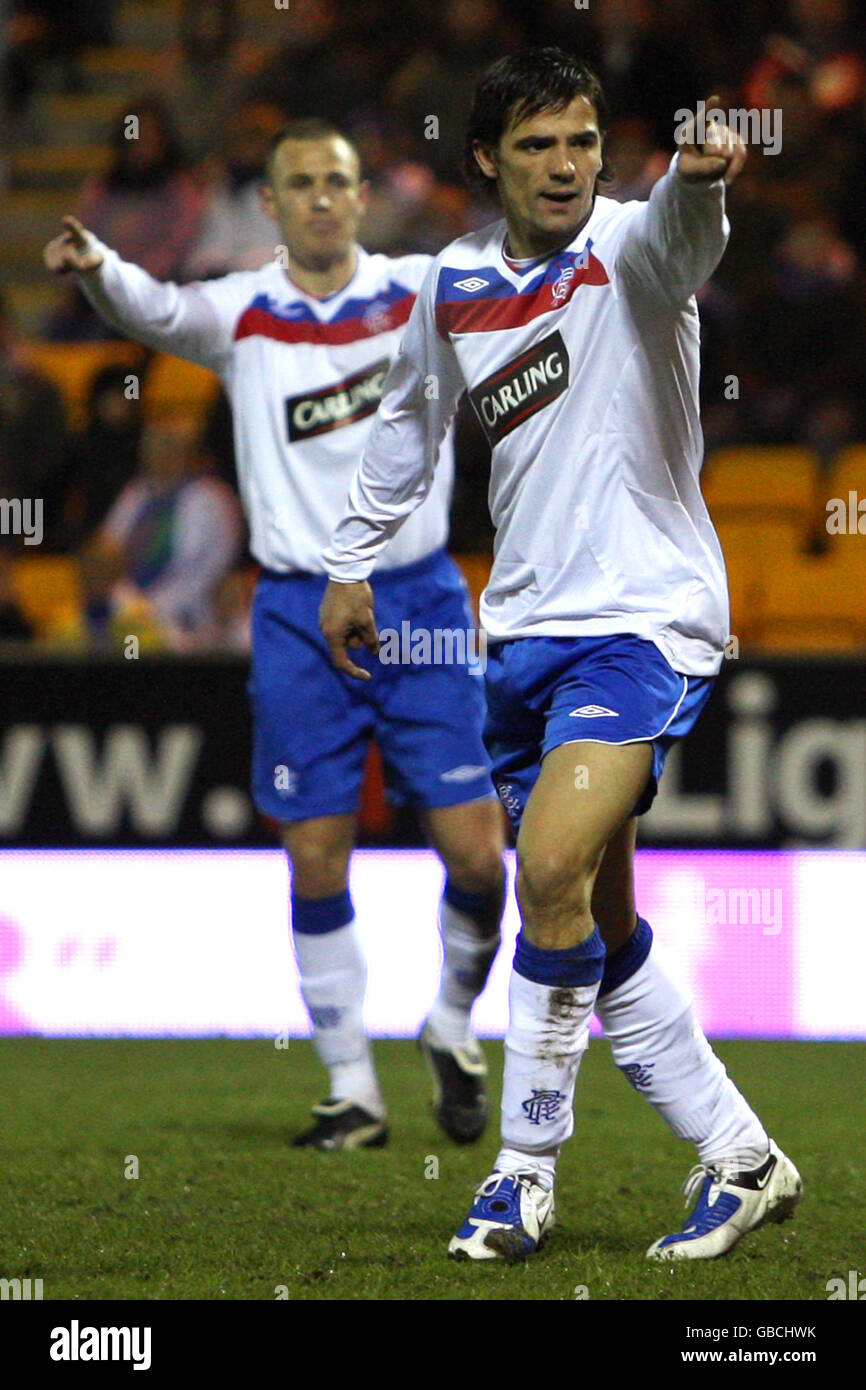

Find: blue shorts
<box><xmin>249</xmin><ymin>548</ymin><xmax>495</xmax><ymax>822</ymax></box>
<box><xmin>483</xmin><ymin>633</ymin><xmax>715</xmax><ymax>830</ymax></box>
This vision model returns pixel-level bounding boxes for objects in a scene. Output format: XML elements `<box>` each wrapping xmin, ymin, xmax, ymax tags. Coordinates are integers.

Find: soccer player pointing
<box><xmin>45</xmin><ymin>120</ymin><xmax>508</xmax><ymax>1153</ymax></box>
<box><xmin>321</xmin><ymin>51</ymin><xmax>801</xmax><ymax>1260</ymax></box>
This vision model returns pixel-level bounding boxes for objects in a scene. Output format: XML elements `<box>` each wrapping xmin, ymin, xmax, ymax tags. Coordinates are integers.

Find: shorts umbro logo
<box><xmin>569</xmin><ymin>705</ymin><xmax>619</xmax><ymax>717</ymax></box>
<box><xmin>453</xmin><ymin>277</ymin><xmax>489</xmax><ymax>292</ymax></box>
<box><xmin>440</xmin><ymin>764</ymin><xmax>488</xmax><ymax>782</ymax></box>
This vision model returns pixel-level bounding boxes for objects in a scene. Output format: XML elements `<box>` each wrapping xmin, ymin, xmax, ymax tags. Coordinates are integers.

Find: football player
<box><xmin>44</xmin><ymin>118</ymin><xmax>507</xmax><ymax>1152</ymax></box>
<box><xmin>320</xmin><ymin>51</ymin><xmax>802</xmax><ymax>1256</ymax></box>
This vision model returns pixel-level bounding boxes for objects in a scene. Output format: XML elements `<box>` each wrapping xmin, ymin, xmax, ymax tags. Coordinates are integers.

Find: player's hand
<box><xmin>678</xmin><ymin>95</ymin><xmax>747</xmax><ymax>186</ymax></box>
<box><xmin>319</xmin><ymin>579</ymin><xmax>379</xmax><ymax>681</ymax></box>
<box><xmin>43</xmin><ymin>216</ymin><xmax>104</xmax><ymax>275</ymax></box>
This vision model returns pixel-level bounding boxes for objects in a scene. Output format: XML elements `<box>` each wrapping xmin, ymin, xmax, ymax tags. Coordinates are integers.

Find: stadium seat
<box><xmin>25</xmin><ymin>342</ymin><xmax>145</xmax><ymax>431</ymax></box>
<box><xmin>824</xmin><ymin>446</ymin><xmax>866</xmax><ymax>546</ymax></box>
<box><xmin>714</xmin><ymin>517</ymin><xmax>803</xmax><ymax>644</ymax></box>
<box><xmin>750</xmin><ymin>547</ymin><xmax>866</xmax><ymax>652</ymax></box>
<box><xmin>703</xmin><ymin>446</ymin><xmax>820</xmax><ymax>546</ymax></box>
<box><xmin>11</xmin><ymin>145</ymin><xmax>112</xmax><ymax>190</ymax></box>
<box><xmin>10</xmin><ymin>556</ymin><xmax>84</xmax><ymax>642</ymax></box>
<box><xmin>829</xmin><ymin>444</ymin><xmax>866</xmax><ymax>493</ymax></box>
<box><xmin>141</xmin><ymin>354</ymin><xmax>220</xmax><ymax>424</ymax></box>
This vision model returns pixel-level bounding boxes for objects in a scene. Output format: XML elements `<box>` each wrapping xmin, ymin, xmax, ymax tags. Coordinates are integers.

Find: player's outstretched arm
<box><xmin>319</xmin><ymin>579</ymin><xmax>379</xmax><ymax>681</ymax></box>
<box><xmin>43</xmin><ymin>216</ymin><xmax>232</xmax><ymax>371</ymax></box>
<box><xmin>618</xmin><ymin>94</ymin><xmax>745</xmax><ymax>306</ymax></box>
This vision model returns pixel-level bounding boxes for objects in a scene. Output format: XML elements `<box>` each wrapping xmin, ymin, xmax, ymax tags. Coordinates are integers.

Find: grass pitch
<box><xmin>0</xmin><ymin>1038</ymin><xmax>862</xmax><ymax>1301</ymax></box>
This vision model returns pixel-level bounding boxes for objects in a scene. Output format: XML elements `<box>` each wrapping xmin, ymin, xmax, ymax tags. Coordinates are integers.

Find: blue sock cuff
<box><xmin>597</xmin><ymin>916</ymin><xmax>653</xmax><ymax>998</ymax></box>
<box><xmin>291</xmin><ymin>889</ymin><xmax>354</xmax><ymax>936</ymax></box>
<box><xmin>513</xmin><ymin>926</ymin><xmax>605</xmax><ymax>988</ymax></box>
<box><xmin>443</xmin><ymin>875</ymin><xmax>504</xmax><ymax>937</ymax></box>
<box><xmin>444</xmin><ymin>876</ymin><xmax>496</xmax><ymax>916</ymax></box>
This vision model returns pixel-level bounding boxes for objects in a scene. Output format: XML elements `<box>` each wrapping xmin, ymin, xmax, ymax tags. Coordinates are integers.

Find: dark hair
<box><xmin>464</xmin><ymin>47</ymin><xmax>609</xmax><ymax>198</ymax></box>
<box><xmin>105</xmin><ymin>95</ymin><xmax>187</xmax><ymax>190</ymax></box>
<box><xmin>264</xmin><ymin>118</ymin><xmax>361</xmax><ymax>184</ymax></box>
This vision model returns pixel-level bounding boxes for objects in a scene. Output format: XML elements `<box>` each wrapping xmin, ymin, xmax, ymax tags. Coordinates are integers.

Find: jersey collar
<box><xmin>276</xmin><ymin>245</ymin><xmax>368</xmax><ymax>314</ymax></box>
<box><xmin>498</xmin><ymin>201</ymin><xmax>600</xmax><ymax>282</ymax></box>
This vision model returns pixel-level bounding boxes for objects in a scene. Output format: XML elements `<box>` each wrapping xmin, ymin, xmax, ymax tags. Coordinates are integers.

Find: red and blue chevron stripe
<box><xmin>234</xmin><ymin>282</ymin><xmax>416</xmax><ymax>345</ymax></box>
<box><xmin>435</xmin><ymin>245</ymin><xmax>608</xmax><ymax>337</ymax></box>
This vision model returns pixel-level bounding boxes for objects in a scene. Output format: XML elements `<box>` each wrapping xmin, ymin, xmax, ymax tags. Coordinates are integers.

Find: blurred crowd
<box><xmin>4</xmin><ymin>0</ymin><xmax>866</xmax><ymax>648</ymax></box>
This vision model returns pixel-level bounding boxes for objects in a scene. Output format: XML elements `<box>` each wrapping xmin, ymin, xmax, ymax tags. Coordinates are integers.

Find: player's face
<box><xmin>475</xmin><ymin>96</ymin><xmax>603</xmax><ymax>259</ymax></box>
<box><xmin>261</xmin><ymin>136</ymin><xmax>368</xmax><ymax>271</ymax></box>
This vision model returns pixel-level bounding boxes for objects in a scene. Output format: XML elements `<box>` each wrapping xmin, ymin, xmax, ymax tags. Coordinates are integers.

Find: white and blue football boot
<box><xmin>646</xmin><ymin>1139</ymin><xmax>802</xmax><ymax>1260</ymax></box>
<box><xmin>448</xmin><ymin>1170</ymin><xmax>555</xmax><ymax>1262</ymax></box>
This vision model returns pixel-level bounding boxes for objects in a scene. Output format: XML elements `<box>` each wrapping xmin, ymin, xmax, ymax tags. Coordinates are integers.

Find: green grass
<box><xmin>0</xmin><ymin>1038</ymin><xmax>862</xmax><ymax>1301</ymax></box>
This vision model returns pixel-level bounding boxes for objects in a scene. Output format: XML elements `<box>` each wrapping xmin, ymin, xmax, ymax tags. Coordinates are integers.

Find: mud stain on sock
<box><xmin>538</xmin><ymin>986</ymin><xmax>585</xmax><ymax>1061</ymax></box>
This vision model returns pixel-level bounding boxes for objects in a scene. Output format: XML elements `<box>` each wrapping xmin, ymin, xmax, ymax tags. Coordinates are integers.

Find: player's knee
<box><xmin>441</xmin><ymin>840</ymin><xmax>505</xmax><ymax>897</ymax></box>
<box><xmin>282</xmin><ymin>834</ymin><xmax>350</xmax><ymax>899</ymax></box>
<box><xmin>516</xmin><ymin>844</ymin><xmax>596</xmax><ymax>917</ymax></box>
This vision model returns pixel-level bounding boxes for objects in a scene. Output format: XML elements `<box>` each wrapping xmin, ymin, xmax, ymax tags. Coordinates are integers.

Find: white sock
<box><xmin>498</xmin><ymin>968</ymin><xmax>600</xmax><ymax>1176</ymax></box>
<box><xmin>427</xmin><ymin>893</ymin><xmax>500</xmax><ymax>1047</ymax></box>
<box><xmin>292</xmin><ymin>918</ymin><xmax>384</xmax><ymax>1119</ymax></box>
<box><xmin>494</xmin><ymin>1146</ymin><xmax>557</xmax><ymax>1191</ymax></box>
<box><xmin>596</xmin><ymin>948</ymin><xmax>768</xmax><ymax>1170</ymax></box>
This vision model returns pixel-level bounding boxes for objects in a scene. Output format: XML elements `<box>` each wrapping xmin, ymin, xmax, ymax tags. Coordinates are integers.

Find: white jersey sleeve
<box><xmin>617</xmin><ymin>154</ymin><xmax>729</xmax><ymax>306</ymax></box>
<box><xmin>77</xmin><ymin>236</ymin><xmax>250</xmax><ymax>373</ymax></box>
<box><xmin>322</xmin><ymin>263</ymin><xmax>464</xmax><ymax>581</ymax></box>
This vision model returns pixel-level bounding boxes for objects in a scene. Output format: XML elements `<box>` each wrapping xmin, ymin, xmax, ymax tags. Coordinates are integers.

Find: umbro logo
<box><xmin>440</xmin><ymin>764</ymin><xmax>488</xmax><ymax>783</ymax></box>
<box><xmin>454</xmin><ymin>277</ymin><xmax>489</xmax><ymax>292</ymax></box>
<box><xmin>569</xmin><ymin>705</ymin><xmax>619</xmax><ymax>718</ymax></box>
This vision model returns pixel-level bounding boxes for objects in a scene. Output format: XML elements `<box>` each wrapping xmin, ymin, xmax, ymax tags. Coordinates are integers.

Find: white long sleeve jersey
<box><xmin>323</xmin><ymin>158</ymin><xmax>731</xmax><ymax>676</ymax></box>
<box><xmin>78</xmin><ymin>244</ymin><xmax>453</xmax><ymax>573</ymax></box>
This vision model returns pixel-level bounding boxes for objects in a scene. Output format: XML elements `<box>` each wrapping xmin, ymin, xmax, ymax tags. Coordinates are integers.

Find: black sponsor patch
<box><xmin>468</xmin><ymin>330</ymin><xmax>569</xmax><ymax>446</ymax></box>
<box><xmin>286</xmin><ymin>357</ymin><xmax>391</xmax><ymax>442</ymax></box>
